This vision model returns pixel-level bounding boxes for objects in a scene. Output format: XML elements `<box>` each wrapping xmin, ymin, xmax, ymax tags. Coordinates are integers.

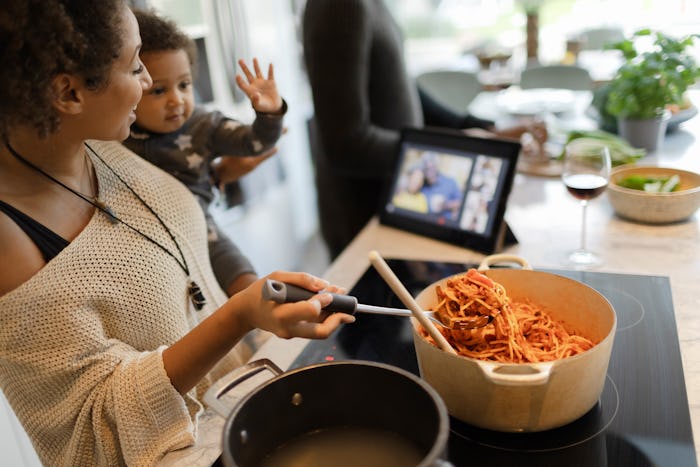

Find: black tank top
<box><xmin>0</xmin><ymin>200</ymin><xmax>69</xmax><ymax>261</ymax></box>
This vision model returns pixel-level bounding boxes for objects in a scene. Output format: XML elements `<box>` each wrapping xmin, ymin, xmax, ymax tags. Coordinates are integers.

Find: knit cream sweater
<box><xmin>0</xmin><ymin>140</ymin><xmax>253</xmax><ymax>466</ymax></box>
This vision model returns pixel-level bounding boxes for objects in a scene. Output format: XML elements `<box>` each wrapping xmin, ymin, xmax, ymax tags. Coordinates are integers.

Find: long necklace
<box><xmin>83</xmin><ymin>153</ymin><xmax>118</xmax><ymax>223</ymax></box>
<box><xmin>4</xmin><ymin>139</ymin><xmax>207</xmax><ymax>310</ymax></box>
<box><xmin>5</xmin><ymin>141</ymin><xmax>120</xmax><ymax>224</ymax></box>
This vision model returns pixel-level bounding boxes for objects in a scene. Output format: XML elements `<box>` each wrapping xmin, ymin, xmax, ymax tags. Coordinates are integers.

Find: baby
<box><xmin>124</xmin><ymin>8</ymin><xmax>286</xmax><ymax>296</ymax></box>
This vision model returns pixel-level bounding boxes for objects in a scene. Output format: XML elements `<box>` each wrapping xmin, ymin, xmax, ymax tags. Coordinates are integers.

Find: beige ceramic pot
<box><xmin>412</xmin><ymin>255</ymin><xmax>616</xmax><ymax>432</ymax></box>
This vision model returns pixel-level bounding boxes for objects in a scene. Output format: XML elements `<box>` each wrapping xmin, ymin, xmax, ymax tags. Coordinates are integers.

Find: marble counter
<box><xmin>158</xmin><ymin>103</ymin><xmax>700</xmax><ymax>466</ymax></box>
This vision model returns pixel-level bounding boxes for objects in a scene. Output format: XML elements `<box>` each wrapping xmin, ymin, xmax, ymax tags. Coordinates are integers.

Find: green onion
<box><xmin>617</xmin><ymin>174</ymin><xmax>680</xmax><ymax>192</ymax></box>
<box><xmin>559</xmin><ymin>130</ymin><xmax>646</xmax><ymax>167</ymax></box>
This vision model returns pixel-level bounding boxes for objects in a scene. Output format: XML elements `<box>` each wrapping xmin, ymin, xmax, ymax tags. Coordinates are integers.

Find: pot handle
<box><xmin>478</xmin><ymin>254</ymin><xmax>532</xmax><ymax>271</ymax></box>
<box><xmin>203</xmin><ymin>358</ymin><xmax>283</xmax><ymax>418</ymax></box>
<box><xmin>477</xmin><ymin>361</ymin><xmax>553</xmax><ymax>386</ymax></box>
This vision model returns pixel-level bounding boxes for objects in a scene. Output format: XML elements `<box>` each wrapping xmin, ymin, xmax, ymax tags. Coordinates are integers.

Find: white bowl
<box><xmin>607</xmin><ymin>165</ymin><xmax>700</xmax><ymax>224</ymax></box>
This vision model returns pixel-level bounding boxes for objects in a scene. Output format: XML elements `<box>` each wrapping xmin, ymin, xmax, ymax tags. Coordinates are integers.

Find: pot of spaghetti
<box><xmin>412</xmin><ymin>254</ymin><xmax>616</xmax><ymax>432</ymax></box>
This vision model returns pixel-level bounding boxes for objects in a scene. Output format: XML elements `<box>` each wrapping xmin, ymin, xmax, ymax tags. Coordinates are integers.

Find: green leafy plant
<box><xmin>516</xmin><ymin>0</ymin><xmax>546</xmax><ymax>14</ymax></box>
<box><xmin>605</xmin><ymin>29</ymin><xmax>700</xmax><ymax>119</ymax></box>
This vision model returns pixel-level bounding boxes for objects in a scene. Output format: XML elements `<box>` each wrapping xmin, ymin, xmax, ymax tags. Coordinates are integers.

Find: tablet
<box><xmin>379</xmin><ymin>127</ymin><xmax>521</xmax><ymax>253</ymax></box>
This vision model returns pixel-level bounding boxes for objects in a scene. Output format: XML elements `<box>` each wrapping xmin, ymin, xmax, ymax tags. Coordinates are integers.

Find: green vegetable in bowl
<box><xmin>617</xmin><ymin>174</ymin><xmax>680</xmax><ymax>192</ymax></box>
<box><xmin>559</xmin><ymin>130</ymin><xmax>646</xmax><ymax>167</ymax></box>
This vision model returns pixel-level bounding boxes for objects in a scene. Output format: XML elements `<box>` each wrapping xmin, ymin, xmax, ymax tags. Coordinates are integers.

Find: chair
<box><xmin>579</xmin><ymin>27</ymin><xmax>625</xmax><ymax>50</ymax></box>
<box><xmin>416</xmin><ymin>70</ymin><xmax>483</xmax><ymax>115</ymax></box>
<box><xmin>519</xmin><ymin>65</ymin><xmax>594</xmax><ymax>91</ymax></box>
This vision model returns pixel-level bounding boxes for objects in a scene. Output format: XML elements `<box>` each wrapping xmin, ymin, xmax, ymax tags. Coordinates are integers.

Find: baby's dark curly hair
<box><xmin>0</xmin><ymin>0</ymin><xmax>126</xmax><ymax>138</ymax></box>
<box><xmin>132</xmin><ymin>9</ymin><xmax>197</xmax><ymax>67</ymax></box>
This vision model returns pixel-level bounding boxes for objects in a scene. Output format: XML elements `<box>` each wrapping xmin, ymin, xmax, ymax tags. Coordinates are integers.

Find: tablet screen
<box><xmin>379</xmin><ymin>127</ymin><xmax>521</xmax><ymax>253</ymax></box>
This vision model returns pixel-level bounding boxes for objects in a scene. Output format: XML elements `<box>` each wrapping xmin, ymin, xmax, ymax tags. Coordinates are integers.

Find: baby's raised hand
<box><xmin>235</xmin><ymin>58</ymin><xmax>283</xmax><ymax>113</ymax></box>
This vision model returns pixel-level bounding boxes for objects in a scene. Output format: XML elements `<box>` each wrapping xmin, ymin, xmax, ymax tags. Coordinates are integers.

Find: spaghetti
<box><xmin>422</xmin><ymin>269</ymin><xmax>596</xmax><ymax>363</ymax></box>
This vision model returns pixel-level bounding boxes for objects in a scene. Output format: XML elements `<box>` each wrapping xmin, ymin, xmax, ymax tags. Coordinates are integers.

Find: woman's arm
<box><xmin>419</xmin><ymin>86</ymin><xmax>495</xmax><ymax>130</ymax></box>
<box><xmin>162</xmin><ymin>271</ymin><xmax>353</xmax><ymax>394</ymax></box>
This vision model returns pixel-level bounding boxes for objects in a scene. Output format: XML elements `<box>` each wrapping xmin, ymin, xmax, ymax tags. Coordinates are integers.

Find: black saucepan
<box><xmin>204</xmin><ymin>359</ymin><xmax>451</xmax><ymax>467</ymax></box>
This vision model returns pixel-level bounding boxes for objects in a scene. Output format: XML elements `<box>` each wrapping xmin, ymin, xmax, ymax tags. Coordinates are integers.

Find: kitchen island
<box><xmin>159</xmin><ymin>100</ymin><xmax>700</xmax><ymax>466</ymax></box>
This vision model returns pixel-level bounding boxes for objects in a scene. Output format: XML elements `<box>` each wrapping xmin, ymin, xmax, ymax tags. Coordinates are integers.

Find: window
<box><xmin>386</xmin><ymin>0</ymin><xmax>700</xmax><ymax>75</ymax></box>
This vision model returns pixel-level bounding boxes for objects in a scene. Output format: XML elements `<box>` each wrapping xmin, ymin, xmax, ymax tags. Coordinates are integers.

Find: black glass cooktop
<box><xmin>290</xmin><ymin>259</ymin><xmax>696</xmax><ymax>467</ymax></box>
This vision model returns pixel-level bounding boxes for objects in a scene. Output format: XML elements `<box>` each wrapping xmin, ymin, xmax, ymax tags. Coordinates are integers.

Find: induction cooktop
<box><xmin>290</xmin><ymin>259</ymin><xmax>696</xmax><ymax>467</ymax></box>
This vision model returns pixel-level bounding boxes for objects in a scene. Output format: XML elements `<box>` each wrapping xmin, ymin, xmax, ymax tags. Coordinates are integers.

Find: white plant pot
<box><xmin>617</xmin><ymin>111</ymin><xmax>671</xmax><ymax>153</ymax></box>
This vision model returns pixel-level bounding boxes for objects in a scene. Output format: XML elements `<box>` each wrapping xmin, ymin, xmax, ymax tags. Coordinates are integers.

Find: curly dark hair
<box><xmin>132</xmin><ymin>8</ymin><xmax>197</xmax><ymax>67</ymax></box>
<box><xmin>0</xmin><ymin>0</ymin><xmax>127</xmax><ymax>138</ymax></box>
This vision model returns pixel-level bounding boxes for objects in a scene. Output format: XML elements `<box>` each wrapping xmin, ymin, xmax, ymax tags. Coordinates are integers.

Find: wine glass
<box><xmin>561</xmin><ymin>139</ymin><xmax>612</xmax><ymax>269</ymax></box>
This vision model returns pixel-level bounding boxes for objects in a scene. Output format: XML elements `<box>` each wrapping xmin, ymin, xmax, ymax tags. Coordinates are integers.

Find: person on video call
<box><xmin>391</xmin><ymin>163</ymin><xmax>429</xmax><ymax>213</ymax></box>
<box><xmin>420</xmin><ymin>152</ymin><xmax>462</xmax><ymax>220</ymax></box>
<box><xmin>302</xmin><ymin>0</ymin><xmax>546</xmax><ymax>258</ymax></box>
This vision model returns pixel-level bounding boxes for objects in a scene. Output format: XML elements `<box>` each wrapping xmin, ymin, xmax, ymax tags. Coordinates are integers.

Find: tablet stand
<box><xmin>494</xmin><ymin>221</ymin><xmax>518</xmax><ymax>252</ymax></box>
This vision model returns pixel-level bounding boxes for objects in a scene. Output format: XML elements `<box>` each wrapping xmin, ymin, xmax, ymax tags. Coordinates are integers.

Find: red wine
<box><xmin>563</xmin><ymin>174</ymin><xmax>608</xmax><ymax>200</ymax></box>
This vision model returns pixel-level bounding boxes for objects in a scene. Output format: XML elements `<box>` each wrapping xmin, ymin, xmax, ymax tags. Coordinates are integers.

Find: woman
<box><xmin>0</xmin><ymin>1</ymin><xmax>353</xmax><ymax>465</ymax></box>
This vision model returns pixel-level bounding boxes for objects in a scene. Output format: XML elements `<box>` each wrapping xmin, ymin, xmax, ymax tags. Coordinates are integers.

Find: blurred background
<box><xmin>127</xmin><ymin>0</ymin><xmax>700</xmax><ymax>278</ymax></box>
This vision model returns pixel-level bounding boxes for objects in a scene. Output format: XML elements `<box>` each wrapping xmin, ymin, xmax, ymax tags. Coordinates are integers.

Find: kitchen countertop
<box><xmin>158</xmin><ymin>97</ymin><xmax>700</xmax><ymax>466</ymax></box>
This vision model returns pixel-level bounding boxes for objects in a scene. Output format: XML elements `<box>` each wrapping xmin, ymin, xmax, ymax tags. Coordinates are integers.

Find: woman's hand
<box><xmin>486</xmin><ymin>118</ymin><xmax>548</xmax><ymax>162</ymax></box>
<box><xmin>235</xmin><ymin>58</ymin><xmax>283</xmax><ymax>113</ymax></box>
<box><xmin>493</xmin><ymin>118</ymin><xmax>548</xmax><ymax>145</ymax></box>
<box><xmin>526</xmin><ymin>119</ymin><xmax>548</xmax><ymax>145</ymax></box>
<box><xmin>164</xmin><ymin>271</ymin><xmax>350</xmax><ymax>394</ymax></box>
<box><xmin>230</xmin><ymin>271</ymin><xmax>355</xmax><ymax>340</ymax></box>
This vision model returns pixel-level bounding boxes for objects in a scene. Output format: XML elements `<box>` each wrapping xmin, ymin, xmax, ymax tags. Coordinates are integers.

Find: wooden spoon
<box><xmin>368</xmin><ymin>251</ymin><xmax>458</xmax><ymax>355</ymax></box>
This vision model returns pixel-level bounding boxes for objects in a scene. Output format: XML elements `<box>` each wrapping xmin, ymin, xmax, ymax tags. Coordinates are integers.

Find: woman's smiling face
<box><xmin>80</xmin><ymin>5</ymin><xmax>152</xmax><ymax>142</ymax></box>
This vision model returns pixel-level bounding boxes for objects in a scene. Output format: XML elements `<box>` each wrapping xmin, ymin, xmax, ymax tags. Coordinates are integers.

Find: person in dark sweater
<box><xmin>302</xmin><ymin>0</ymin><xmax>545</xmax><ymax>258</ymax></box>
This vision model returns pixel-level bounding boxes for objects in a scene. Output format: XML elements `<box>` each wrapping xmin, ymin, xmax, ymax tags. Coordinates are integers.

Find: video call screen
<box><xmin>385</xmin><ymin>142</ymin><xmax>511</xmax><ymax>238</ymax></box>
